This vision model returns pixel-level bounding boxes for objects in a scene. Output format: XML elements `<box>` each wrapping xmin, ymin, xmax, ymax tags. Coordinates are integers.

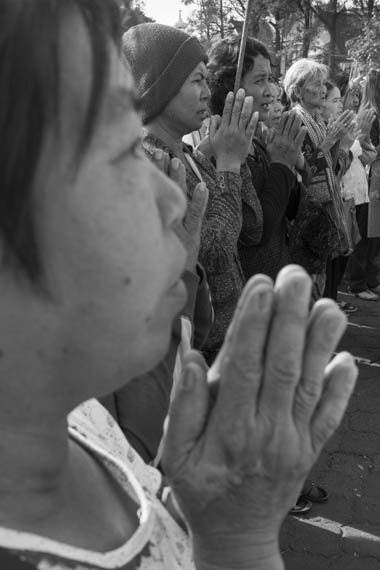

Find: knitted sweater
<box><xmin>142</xmin><ymin>133</ymin><xmax>263</xmax><ymax>364</ymax></box>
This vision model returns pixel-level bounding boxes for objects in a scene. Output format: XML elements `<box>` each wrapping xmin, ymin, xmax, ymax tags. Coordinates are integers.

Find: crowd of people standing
<box><xmin>0</xmin><ymin>2</ymin><xmax>362</xmax><ymax>570</ymax></box>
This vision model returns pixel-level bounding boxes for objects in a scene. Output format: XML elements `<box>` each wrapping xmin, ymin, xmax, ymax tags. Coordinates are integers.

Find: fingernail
<box><xmin>325</xmin><ymin>313</ymin><xmax>344</xmax><ymax>336</ymax></box>
<box><xmin>237</xmin><ymin>88</ymin><xmax>245</xmax><ymax>97</ymax></box>
<box><xmin>197</xmin><ymin>182</ymin><xmax>206</xmax><ymax>193</ymax></box>
<box><xmin>182</xmin><ymin>366</ymin><xmax>195</xmax><ymax>391</ymax></box>
<box><xmin>155</xmin><ymin>149</ymin><xmax>163</xmax><ymax>160</ymax></box>
<box><xmin>292</xmin><ymin>274</ymin><xmax>310</xmax><ymax>298</ymax></box>
<box><xmin>258</xmin><ymin>290</ymin><xmax>272</xmax><ymax>311</ymax></box>
<box><xmin>172</xmin><ymin>158</ymin><xmax>180</xmax><ymax>170</ymax></box>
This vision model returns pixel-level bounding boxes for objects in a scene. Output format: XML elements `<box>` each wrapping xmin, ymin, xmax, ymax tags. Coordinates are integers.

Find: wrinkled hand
<box><xmin>266</xmin><ymin>110</ymin><xmax>306</xmax><ymax>169</ymax></box>
<box><xmin>340</xmin><ymin>121</ymin><xmax>360</xmax><ymax>151</ymax></box>
<box><xmin>356</xmin><ymin>105</ymin><xmax>376</xmax><ymax>143</ymax></box>
<box><xmin>209</xmin><ymin>88</ymin><xmax>259</xmax><ymax>173</ymax></box>
<box><xmin>163</xmin><ymin>265</ymin><xmax>357</xmax><ymax>570</ymax></box>
<box><xmin>322</xmin><ymin>110</ymin><xmax>356</xmax><ymax>153</ymax></box>
<box><xmin>195</xmin><ymin>118</ymin><xmax>219</xmax><ymax>159</ymax></box>
<box><xmin>152</xmin><ymin>150</ymin><xmax>208</xmax><ymax>272</ymax></box>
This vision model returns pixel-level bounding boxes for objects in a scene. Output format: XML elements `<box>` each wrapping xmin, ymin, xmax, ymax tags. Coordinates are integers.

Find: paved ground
<box><xmin>280</xmin><ymin>286</ymin><xmax>380</xmax><ymax>569</ymax></box>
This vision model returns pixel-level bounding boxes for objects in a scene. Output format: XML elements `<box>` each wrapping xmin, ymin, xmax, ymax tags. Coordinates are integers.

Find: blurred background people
<box><xmin>284</xmin><ymin>59</ymin><xmax>355</xmax><ymax>298</ymax></box>
<box><xmin>345</xmin><ymin>69</ymin><xmax>380</xmax><ymax>300</ymax></box>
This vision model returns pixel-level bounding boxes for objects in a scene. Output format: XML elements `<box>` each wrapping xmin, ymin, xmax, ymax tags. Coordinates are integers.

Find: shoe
<box><xmin>300</xmin><ymin>480</ymin><xmax>329</xmax><ymax>503</ymax></box>
<box><xmin>369</xmin><ymin>284</ymin><xmax>380</xmax><ymax>294</ymax></box>
<box><xmin>289</xmin><ymin>496</ymin><xmax>313</xmax><ymax>515</ymax></box>
<box><xmin>338</xmin><ymin>301</ymin><xmax>358</xmax><ymax>314</ymax></box>
<box><xmin>355</xmin><ymin>289</ymin><xmax>379</xmax><ymax>301</ymax></box>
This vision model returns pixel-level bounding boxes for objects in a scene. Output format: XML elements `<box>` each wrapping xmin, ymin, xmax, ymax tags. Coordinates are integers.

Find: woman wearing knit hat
<box><xmin>123</xmin><ymin>23</ymin><xmax>263</xmax><ymax>365</ymax></box>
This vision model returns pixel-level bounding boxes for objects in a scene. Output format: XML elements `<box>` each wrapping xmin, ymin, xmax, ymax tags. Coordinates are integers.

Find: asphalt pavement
<box><xmin>280</xmin><ymin>286</ymin><xmax>380</xmax><ymax>569</ymax></box>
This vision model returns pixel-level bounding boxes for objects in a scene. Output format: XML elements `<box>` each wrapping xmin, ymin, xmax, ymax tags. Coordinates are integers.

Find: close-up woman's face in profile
<box><xmin>32</xmin><ymin>9</ymin><xmax>188</xmax><ymax>398</ymax></box>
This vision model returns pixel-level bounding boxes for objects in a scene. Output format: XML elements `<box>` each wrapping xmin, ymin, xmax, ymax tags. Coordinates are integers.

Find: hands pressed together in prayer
<box><xmin>266</xmin><ymin>110</ymin><xmax>306</xmax><ymax>170</ymax></box>
<box><xmin>196</xmin><ymin>88</ymin><xmax>259</xmax><ymax>172</ymax></box>
<box><xmin>163</xmin><ymin>265</ymin><xmax>358</xmax><ymax>570</ymax></box>
<box><xmin>321</xmin><ymin>109</ymin><xmax>357</xmax><ymax>153</ymax></box>
<box><xmin>356</xmin><ymin>105</ymin><xmax>376</xmax><ymax>144</ymax></box>
<box><xmin>152</xmin><ymin>151</ymin><xmax>208</xmax><ymax>273</ymax></box>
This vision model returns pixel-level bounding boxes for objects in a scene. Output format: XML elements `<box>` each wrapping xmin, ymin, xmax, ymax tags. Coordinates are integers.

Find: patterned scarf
<box><xmin>294</xmin><ymin>104</ymin><xmax>351</xmax><ymax>256</ymax></box>
<box><xmin>294</xmin><ymin>104</ymin><xmax>337</xmax><ymax>194</ymax></box>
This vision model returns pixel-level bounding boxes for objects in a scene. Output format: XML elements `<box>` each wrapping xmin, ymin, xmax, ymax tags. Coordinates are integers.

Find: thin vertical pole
<box><xmin>233</xmin><ymin>0</ymin><xmax>254</xmax><ymax>94</ymax></box>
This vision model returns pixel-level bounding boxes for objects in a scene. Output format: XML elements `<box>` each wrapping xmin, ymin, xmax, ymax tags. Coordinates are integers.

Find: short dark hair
<box><xmin>325</xmin><ymin>79</ymin><xmax>337</xmax><ymax>94</ymax></box>
<box><xmin>0</xmin><ymin>0</ymin><xmax>121</xmax><ymax>290</ymax></box>
<box><xmin>207</xmin><ymin>35</ymin><xmax>271</xmax><ymax>115</ymax></box>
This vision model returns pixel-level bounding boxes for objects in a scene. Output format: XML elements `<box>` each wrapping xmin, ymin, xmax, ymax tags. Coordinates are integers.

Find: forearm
<box><xmin>192</xmin><ymin>264</ymin><xmax>213</xmax><ymax>350</ymax></box>
<box><xmin>193</xmin><ymin>533</ymin><xmax>284</xmax><ymax>570</ymax></box>
<box><xmin>296</xmin><ymin>158</ymin><xmax>312</xmax><ymax>187</ymax></box>
<box><xmin>335</xmin><ymin>149</ymin><xmax>352</xmax><ymax>183</ymax></box>
<box><xmin>199</xmin><ymin>172</ymin><xmax>243</xmax><ymax>273</ymax></box>
<box><xmin>194</xmin><ymin>556</ymin><xmax>284</xmax><ymax>570</ymax></box>
<box><xmin>360</xmin><ymin>140</ymin><xmax>377</xmax><ymax>165</ymax></box>
<box><xmin>239</xmin><ymin>162</ymin><xmax>264</xmax><ymax>246</ymax></box>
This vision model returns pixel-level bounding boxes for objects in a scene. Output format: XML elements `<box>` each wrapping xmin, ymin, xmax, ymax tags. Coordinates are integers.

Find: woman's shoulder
<box><xmin>141</xmin><ymin>133</ymin><xmax>171</xmax><ymax>158</ymax></box>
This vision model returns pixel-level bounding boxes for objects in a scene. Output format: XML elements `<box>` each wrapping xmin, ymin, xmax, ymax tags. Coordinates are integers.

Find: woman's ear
<box><xmin>294</xmin><ymin>84</ymin><xmax>302</xmax><ymax>101</ymax></box>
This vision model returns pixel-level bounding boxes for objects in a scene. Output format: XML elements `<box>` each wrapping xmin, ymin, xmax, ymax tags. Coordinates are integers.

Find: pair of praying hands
<box><xmin>321</xmin><ymin>109</ymin><xmax>363</xmax><ymax>153</ymax></box>
<box><xmin>163</xmin><ymin>266</ymin><xmax>357</xmax><ymax>570</ymax></box>
<box><xmin>198</xmin><ymin>89</ymin><xmax>307</xmax><ymax>174</ymax></box>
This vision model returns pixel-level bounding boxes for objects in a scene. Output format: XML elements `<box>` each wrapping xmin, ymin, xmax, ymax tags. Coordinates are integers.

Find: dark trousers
<box><xmin>324</xmin><ymin>255</ymin><xmax>349</xmax><ymax>300</ymax></box>
<box><xmin>346</xmin><ymin>203</ymin><xmax>380</xmax><ymax>293</ymax></box>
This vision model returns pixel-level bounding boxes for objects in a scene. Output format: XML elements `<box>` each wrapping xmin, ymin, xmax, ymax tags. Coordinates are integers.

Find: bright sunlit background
<box><xmin>143</xmin><ymin>0</ymin><xmax>195</xmax><ymax>25</ymax></box>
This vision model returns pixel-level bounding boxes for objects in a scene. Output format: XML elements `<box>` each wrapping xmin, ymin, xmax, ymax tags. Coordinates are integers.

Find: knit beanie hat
<box><xmin>122</xmin><ymin>23</ymin><xmax>208</xmax><ymax>125</ymax></box>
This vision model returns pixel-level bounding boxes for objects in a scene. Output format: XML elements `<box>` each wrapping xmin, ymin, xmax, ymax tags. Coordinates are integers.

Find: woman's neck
<box><xmin>299</xmin><ymin>101</ymin><xmax>321</xmax><ymax>117</ymax></box>
<box><xmin>0</xmin><ymin>425</ymin><xmax>138</xmax><ymax>551</ymax></box>
<box><xmin>145</xmin><ymin>119</ymin><xmax>186</xmax><ymax>161</ymax></box>
<box><xmin>0</xmin><ymin>418</ymin><xmax>69</xmax><ymax>527</ymax></box>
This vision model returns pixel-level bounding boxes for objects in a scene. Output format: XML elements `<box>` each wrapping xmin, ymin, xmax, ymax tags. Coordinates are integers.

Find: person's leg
<box><xmin>346</xmin><ymin>204</ymin><xmax>372</xmax><ymax>293</ymax></box>
<box><xmin>324</xmin><ymin>257</ymin><xmax>340</xmax><ymax>301</ymax></box>
<box><xmin>334</xmin><ymin>255</ymin><xmax>358</xmax><ymax>313</ymax></box>
<box><xmin>366</xmin><ymin>237</ymin><xmax>380</xmax><ymax>289</ymax></box>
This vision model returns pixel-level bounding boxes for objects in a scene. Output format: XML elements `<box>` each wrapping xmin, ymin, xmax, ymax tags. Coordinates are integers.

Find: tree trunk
<box><xmin>367</xmin><ymin>0</ymin><xmax>374</xmax><ymax>20</ymax></box>
<box><xmin>302</xmin><ymin>2</ymin><xmax>312</xmax><ymax>57</ymax></box>
<box><xmin>219</xmin><ymin>0</ymin><xmax>224</xmax><ymax>37</ymax></box>
<box><xmin>200</xmin><ymin>0</ymin><xmax>211</xmax><ymax>41</ymax></box>
<box><xmin>328</xmin><ymin>0</ymin><xmax>338</xmax><ymax>72</ymax></box>
<box><xmin>274</xmin><ymin>10</ymin><xmax>282</xmax><ymax>53</ymax></box>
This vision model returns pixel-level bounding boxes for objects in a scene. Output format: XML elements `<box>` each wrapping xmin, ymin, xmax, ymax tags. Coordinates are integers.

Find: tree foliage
<box><xmin>118</xmin><ymin>0</ymin><xmax>153</xmax><ymax>32</ymax></box>
<box><xmin>182</xmin><ymin>0</ymin><xmax>380</xmax><ymax>74</ymax></box>
<box><xmin>347</xmin><ymin>8</ymin><xmax>380</xmax><ymax>69</ymax></box>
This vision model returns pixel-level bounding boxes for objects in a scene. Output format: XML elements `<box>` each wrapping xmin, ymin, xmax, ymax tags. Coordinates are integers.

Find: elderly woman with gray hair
<box><xmin>283</xmin><ymin>59</ymin><xmax>356</xmax><ymax>296</ymax></box>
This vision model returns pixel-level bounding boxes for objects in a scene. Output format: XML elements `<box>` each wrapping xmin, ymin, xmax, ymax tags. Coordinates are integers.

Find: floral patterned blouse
<box><xmin>0</xmin><ymin>399</ymin><xmax>195</xmax><ymax>570</ymax></box>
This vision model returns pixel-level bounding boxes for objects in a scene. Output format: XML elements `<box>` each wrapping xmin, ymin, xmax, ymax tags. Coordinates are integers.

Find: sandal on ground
<box><xmin>300</xmin><ymin>480</ymin><xmax>329</xmax><ymax>503</ymax></box>
<box><xmin>289</xmin><ymin>496</ymin><xmax>312</xmax><ymax>515</ymax></box>
<box><xmin>337</xmin><ymin>301</ymin><xmax>358</xmax><ymax>314</ymax></box>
